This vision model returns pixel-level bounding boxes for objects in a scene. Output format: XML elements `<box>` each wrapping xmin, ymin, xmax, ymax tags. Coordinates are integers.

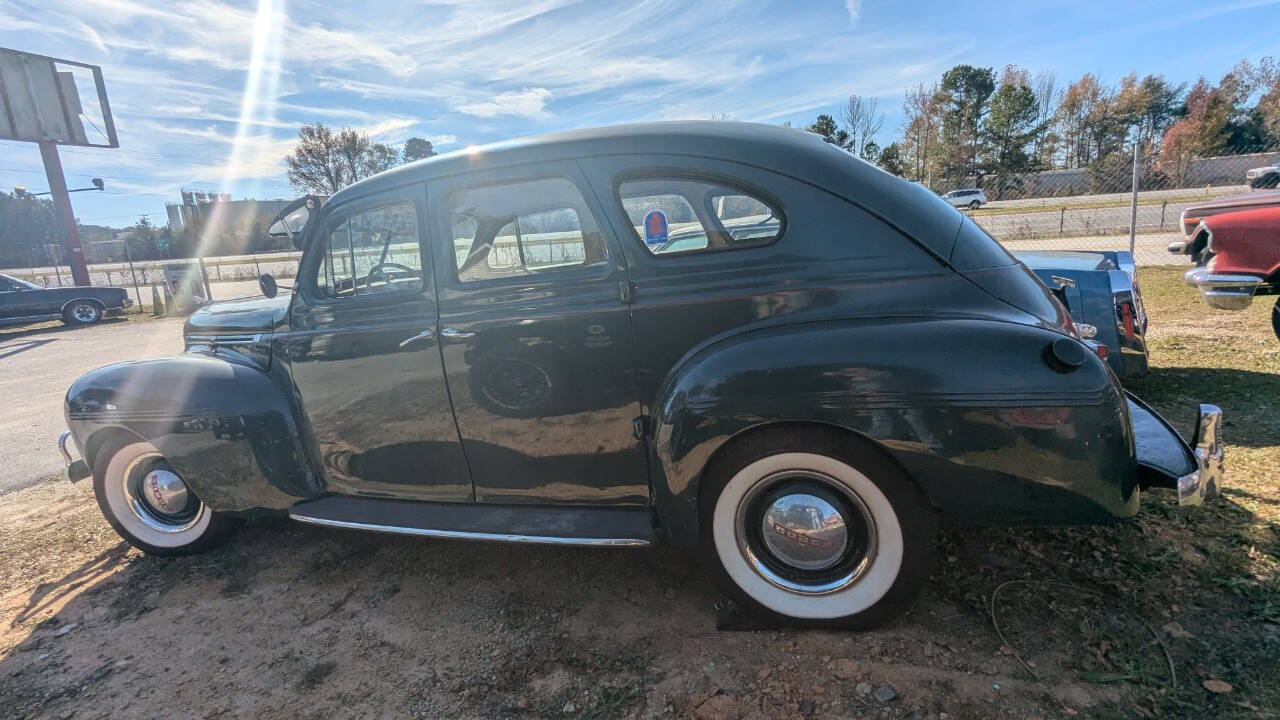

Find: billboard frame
<box><xmin>0</xmin><ymin>46</ymin><xmax>118</xmax><ymax>148</ymax></box>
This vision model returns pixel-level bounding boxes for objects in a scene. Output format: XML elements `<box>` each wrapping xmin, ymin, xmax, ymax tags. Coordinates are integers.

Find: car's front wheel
<box><xmin>699</xmin><ymin>428</ymin><xmax>937</xmax><ymax>629</ymax></box>
<box><xmin>62</xmin><ymin>300</ymin><xmax>104</xmax><ymax>326</ymax></box>
<box><xmin>93</xmin><ymin>437</ymin><xmax>230</xmax><ymax>555</ymax></box>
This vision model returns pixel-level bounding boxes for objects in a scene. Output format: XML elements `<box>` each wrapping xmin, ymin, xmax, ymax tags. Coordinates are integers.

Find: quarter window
<box><xmin>314</xmin><ymin>203</ymin><xmax>422</xmax><ymax>299</ymax></box>
<box><xmin>618</xmin><ymin>178</ymin><xmax>782</xmax><ymax>256</ymax></box>
<box><xmin>447</xmin><ymin>177</ymin><xmax>607</xmax><ymax>283</ymax></box>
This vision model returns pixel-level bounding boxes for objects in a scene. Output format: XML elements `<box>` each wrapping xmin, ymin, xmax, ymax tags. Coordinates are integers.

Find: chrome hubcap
<box><xmin>142</xmin><ymin>469</ymin><xmax>189</xmax><ymax>516</ymax></box>
<box><xmin>123</xmin><ymin>452</ymin><xmax>201</xmax><ymax>532</ymax></box>
<box><xmin>73</xmin><ymin>304</ymin><xmax>97</xmax><ymax>322</ymax></box>
<box><xmin>760</xmin><ymin>493</ymin><xmax>849</xmax><ymax>571</ymax></box>
<box><xmin>737</xmin><ymin>470</ymin><xmax>877</xmax><ymax>595</ymax></box>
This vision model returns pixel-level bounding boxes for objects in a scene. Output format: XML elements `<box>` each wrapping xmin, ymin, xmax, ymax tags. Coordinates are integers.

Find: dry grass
<box><xmin>0</xmin><ymin>267</ymin><xmax>1276</xmax><ymax>719</ymax></box>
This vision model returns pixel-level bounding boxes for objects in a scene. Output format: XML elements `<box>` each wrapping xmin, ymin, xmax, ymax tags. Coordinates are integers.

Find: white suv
<box><xmin>942</xmin><ymin>188</ymin><xmax>987</xmax><ymax>209</ymax></box>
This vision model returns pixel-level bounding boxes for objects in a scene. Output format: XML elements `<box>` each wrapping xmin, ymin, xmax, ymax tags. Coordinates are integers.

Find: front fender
<box><xmin>650</xmin><ymin>317</ymin><xmax>1137</xmax><ymax>544</ymax></box>
<box><xmin>64</xmin><ymin>354</ymin><xmax>318</xmax><ymax>512</ymax></box>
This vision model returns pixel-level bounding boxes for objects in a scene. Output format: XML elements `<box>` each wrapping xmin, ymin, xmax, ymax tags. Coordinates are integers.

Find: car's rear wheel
<box><xmin>968</xmin><ymin>200</ymin><xmax>981</xmax><ymax>210</ymax></box>
<box><xmin>1271</xmin><ymin>297</ymin><xmax>1280</xmax><ymax>342</ymax></box>
<box><xmin>62</xmin><ymin>300</ymin><xmax>103</xmax><ymax>326</ymax></box>
<box><xmin>698</xmin><ymin>427</ymin><xmax>937</xmax><ymax>629</ymax></box>
<box><xmin>93</xmin><ymin>437</ymin><xmax>230</xmax><ymax>555</ymax></box>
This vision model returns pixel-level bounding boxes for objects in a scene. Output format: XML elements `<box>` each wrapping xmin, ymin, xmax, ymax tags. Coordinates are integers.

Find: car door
<box><xmin>429</xmin><ymin>163</ymin><xmax>649</xmax><ymax>505</ymax></box>
<box><xmin>0</xmin><ymin>276</ymin><xmax>48</xmax><ymax>320</ymax></box>
<box><xmin>283</xmin><ymin>186</ymin><xmax>472</xmax><ymax>502</ymax></box>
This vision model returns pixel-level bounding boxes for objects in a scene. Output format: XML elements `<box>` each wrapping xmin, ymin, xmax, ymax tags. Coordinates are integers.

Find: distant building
<box><xmin>165</xmin><ymin>190</ymin><xmax>294</xmax><ymax>254</ymax></box>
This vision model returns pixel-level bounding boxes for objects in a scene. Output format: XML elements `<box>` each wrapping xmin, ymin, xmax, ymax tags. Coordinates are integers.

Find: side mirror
<box><xmin>259</xmin><ymin>273</ymin><xmax>278</xmax><ymax>299</ymax></box>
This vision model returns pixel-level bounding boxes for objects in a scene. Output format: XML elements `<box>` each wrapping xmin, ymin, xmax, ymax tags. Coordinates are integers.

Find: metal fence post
<box><xmin>1059</xmin><ymin>207</ymin><xmax>1065</xmax><ymax>236</ymax></box>
<box><xmin>1128</xmin><ymin>139</ymin><xmax>1140</xmax><ymax>255</ymax></box>
<box><xmin>122</xmin><ymin>238</ymin><xmax>144</xmax><ymax>313</ymax></box>
<box><xmin>1160</xmin><ymin>200</ymin><xmax>1167</xmax><ymax>230</ymax></box>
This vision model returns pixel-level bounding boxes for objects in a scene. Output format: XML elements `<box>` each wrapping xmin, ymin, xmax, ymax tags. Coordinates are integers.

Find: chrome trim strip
<box><xmin>185</xmin><ymin>333</ymin><xmax>259</xmax><ymax>344</ymax></box>
<box><xmin>57</xmin><ymin>431</ymin><xmax>74</xmax><ymax>465</ymax></box>
<box><xmin>288</xmin><ymin>512</ymin><xmax>652</xmax><ymax>547</ymax></box>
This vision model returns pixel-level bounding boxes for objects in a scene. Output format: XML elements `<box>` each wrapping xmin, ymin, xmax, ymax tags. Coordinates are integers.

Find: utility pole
<box><xmin>38</xmin><ymin>141</ymin><xmax>91</xmax><ymax>286</ymax></box>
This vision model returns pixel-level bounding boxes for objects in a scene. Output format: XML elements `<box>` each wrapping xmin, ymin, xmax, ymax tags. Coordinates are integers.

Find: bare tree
<box><xmin>1032</xmin><ymin>70</ymin><xmax>1058</xmax><ymax>164</ymax></box>
<box><xmin>840</xmin><ymin>95</ymin><xmax>885</xmax><ymax>157</ymax></box>
<box><xmin>285</xmin><ymin>123</ymin><xmax>400</xmax><ymax>195</ymax></box>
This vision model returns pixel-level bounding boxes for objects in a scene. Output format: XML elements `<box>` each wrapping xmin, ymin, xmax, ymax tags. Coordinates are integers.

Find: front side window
<box><xmin>618</xmin><ymin>178</ymin><xmax>782</xmax><ymax>256</ymax></box>
<box><xmin>447</xmin><ymin>177</ymin><xmax>607</xmax><ymax>283</ymax></box>
<box><xmin>313</xmin><ymin>202</ymin><xmax>422</xmax><ymax>299</ymax></box>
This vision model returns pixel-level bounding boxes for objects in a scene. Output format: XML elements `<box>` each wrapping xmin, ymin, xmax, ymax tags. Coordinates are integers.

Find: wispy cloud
<box><xmin>845</xmin><ymin>0</ymin><xmax>862</xmax><ymax>24</ymax></box>
<box><xmin>457</xmin><ymin>87</ymin><xmax>553</xmax><ymax>119</ymax></box>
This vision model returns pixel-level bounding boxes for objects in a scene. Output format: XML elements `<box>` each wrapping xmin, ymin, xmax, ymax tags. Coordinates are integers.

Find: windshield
<box><xmin>0</xmin><ymin>273</ymin><xmax>40</xmax><ymax>291</ymax></box>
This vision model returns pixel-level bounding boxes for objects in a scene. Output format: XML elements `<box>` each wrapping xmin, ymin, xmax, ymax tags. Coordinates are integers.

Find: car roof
<box><xmin>1014</xmin><ymin>250</ymin><xmax>1113</xmax><ymax>272</ymax></box>
<box><xmin>329</xmin><ymin>121</ymin><xmax>967</xmax><ymax>261</ymax></box>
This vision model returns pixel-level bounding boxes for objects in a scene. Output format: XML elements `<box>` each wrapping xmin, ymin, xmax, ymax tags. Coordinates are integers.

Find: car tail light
<box><xmin>1119</xmin><ymin>301</ymin><xmax>1136</xmax><ymax>339</ymax></box>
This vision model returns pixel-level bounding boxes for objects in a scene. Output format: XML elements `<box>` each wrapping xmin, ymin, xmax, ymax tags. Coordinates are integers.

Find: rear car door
<box><xmin>283</xmin><ymin>187</ymin><xmax>472</xmax><ymax>502</ymax></box>
<box><xmin>429</xmin><ymin>162</ymin><xmax>649</xmax><ymax>505</ymax></box>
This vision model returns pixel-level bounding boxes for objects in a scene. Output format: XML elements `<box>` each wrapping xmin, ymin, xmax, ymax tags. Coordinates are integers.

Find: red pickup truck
<box><xmin>1180</xmin><ymin>205</ymin><xmax>1280</xmax><ymax>340</ymax></box>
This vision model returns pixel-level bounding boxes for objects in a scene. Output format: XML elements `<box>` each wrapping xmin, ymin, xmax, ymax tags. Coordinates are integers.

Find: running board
<box><xmin>288</xmin><ymin>496</ymin><xmax>657</xmax><ymax>547</ymax></box>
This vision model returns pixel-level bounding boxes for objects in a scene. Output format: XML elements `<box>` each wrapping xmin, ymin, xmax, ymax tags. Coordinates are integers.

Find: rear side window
<box><xmin>618</xmin><ymin>178</ymin><xmax>782</xmax><ymax>256</ymax></box>
<box><xmin>448</xmin><ymin>177</ymin><xmax>607</xmax><ymax>282</ymax></box>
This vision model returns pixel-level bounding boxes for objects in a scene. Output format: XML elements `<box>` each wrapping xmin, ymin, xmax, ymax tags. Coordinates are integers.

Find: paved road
<box><xmin>0</xmin><ymin>315</ymin><xmax>185</xmax><ymax>493</ymax></box>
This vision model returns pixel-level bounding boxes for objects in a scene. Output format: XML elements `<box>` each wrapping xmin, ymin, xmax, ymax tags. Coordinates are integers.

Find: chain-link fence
<box><xmin>5</xmin><ymin>148</ymin><xmax>1280</xmax><ymax>294</ymax></box>
<box><xmin>940</xmin><ymin>147</ymin><xmax>1280</xmax><ymax>265</ymax></box>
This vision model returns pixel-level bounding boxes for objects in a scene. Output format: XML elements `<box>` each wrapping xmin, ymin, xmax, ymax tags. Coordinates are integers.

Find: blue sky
<box><xmin>1</xmin><ymin>0</ymin><xmax>1277</xmax><ymax>229</ymax></box>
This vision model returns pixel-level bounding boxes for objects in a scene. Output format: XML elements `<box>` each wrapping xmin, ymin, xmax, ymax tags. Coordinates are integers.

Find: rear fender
<box><xmin>649</xmin><ymin>317</ymin><xmax>1137</xmax><ymax>544</ymax></box>
<box><xmin>65</xmin><ymin>354</ymin><xmax>318</xmax><ymax>512</ymax></box>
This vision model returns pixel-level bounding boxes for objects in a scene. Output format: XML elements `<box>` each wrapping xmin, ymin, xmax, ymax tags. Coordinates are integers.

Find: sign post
<box><xmin>2</xmin><ymin>46</ymin><xmax>118</xmax><ymax>286</ymax></box>
<box><xmin>38</xmin><ymin>141</ymin><xmax>91</xmax><ymax>285</ymax></box>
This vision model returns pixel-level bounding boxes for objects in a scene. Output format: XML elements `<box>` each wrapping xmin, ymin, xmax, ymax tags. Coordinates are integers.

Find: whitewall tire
<box><xmin>93</xmin><ymin>438</ymin><xmax>230</xmax><ymax>555</ymax></box>
<box><xmin>699</xmin><ymin>428</ymin><xmax>936</xmax><ymax>629</ymax></box>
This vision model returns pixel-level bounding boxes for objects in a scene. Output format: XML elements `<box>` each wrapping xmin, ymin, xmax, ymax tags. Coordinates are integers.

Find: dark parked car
<box><xmin>0</xmin><ymin>272</ymin><xmax>131</xmax><ymax>328</ymax></box>
<box><xmin>1246</xmin><ymin>159</ymin><xmax>1280</xmax><ymax>189</ymax></box>
<box><xmin>59</xmin><ymin>122</ymin><xmax>1224</xmax><ymax>629</ymax></box>
<box><xmin>1015</xmin><ymin>250</ymin><xmax>1149</xmax><ymax>379</ymax></box>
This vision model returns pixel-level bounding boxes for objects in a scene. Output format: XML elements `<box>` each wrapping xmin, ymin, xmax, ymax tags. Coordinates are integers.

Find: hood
<box><xmin>185</xmin><ymin>293</ymin><xmax>289</xmax><ymax>335</ymax></box>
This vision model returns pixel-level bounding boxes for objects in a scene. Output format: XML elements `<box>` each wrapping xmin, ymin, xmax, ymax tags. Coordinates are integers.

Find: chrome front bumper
<box><xmin>58</xmin><ymin>431</ymin><xmax>91</xmax><ymax>482</ymax></box>
<box><xmin>1184</xmin><ymin>268</ymin><xmax>1262</xmax><ymax>310</ymax></box>
<box><xmin>1176</xmin><ymin>404</ymin><xmax>1225</xmax><ymax>507</ymax></box>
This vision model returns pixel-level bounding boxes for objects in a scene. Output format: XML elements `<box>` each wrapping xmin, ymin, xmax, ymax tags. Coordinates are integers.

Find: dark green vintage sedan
<box><xmin>59</xmin><ymin>122</ymin><xmax>1225</xmax><ymax>628</ymax></box>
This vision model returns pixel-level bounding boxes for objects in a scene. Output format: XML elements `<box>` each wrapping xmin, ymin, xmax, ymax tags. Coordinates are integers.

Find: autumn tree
<box><xmin>901</xmin><ymin>82</ymin><xmax>944</xmax><ymax>185</ymax></box>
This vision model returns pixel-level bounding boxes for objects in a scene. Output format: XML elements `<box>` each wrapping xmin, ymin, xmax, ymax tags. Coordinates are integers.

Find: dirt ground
<box><xmin>1</xmin><ymin>268</ymin><xmax>1277</xmax><ymax>719</ymax></box>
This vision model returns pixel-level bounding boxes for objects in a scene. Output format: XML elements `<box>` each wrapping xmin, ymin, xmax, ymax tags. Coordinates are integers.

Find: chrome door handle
<box><xmin>440</xmin><ymin>327</ymin><xmax>476</xmax><ymax>341</ymax></box>
<box><xmin>399</xmin><ymin>328</ymin><xmax>435</xmax><ymax>348</ymax></box>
